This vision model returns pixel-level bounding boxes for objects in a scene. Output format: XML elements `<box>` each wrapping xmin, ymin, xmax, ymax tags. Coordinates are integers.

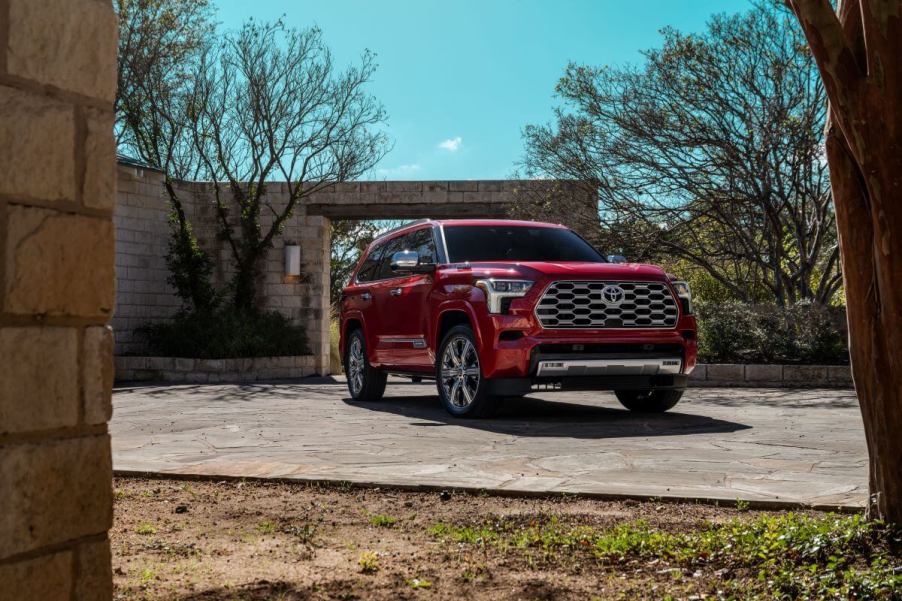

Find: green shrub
<box><xmin>138</xmin><ymin>308</ymin><xmax>308</xmax><ymax>359</ymax></box>
<box><xmin>697</xmin><ymin>302</ymin><xmax>848</xmax><ymax>364</ymax></box>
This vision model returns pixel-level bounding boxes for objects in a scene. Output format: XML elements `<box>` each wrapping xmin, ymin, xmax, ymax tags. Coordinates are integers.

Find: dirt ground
<box><xmin>111</xmin><ymin>477</ymin><xmax>895</xmax><ymax>601</ymax></box>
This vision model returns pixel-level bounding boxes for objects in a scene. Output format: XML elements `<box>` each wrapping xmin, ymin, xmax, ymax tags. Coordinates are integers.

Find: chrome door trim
<box><xmin>381</xmin><ymin>337</ymin><xmax>427</xmax><ymax>348</ymax></box>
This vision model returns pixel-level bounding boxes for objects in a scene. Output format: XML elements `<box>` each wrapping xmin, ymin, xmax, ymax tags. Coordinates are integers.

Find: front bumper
<box><xmin>474</xmin><ymin>311</ymin><xmax>698</xmax><ymax>394</ymax></box>
<box><xmin>486</xmin><ymin>374</ymin><xmax>690</xmax><ymax>396</ymax></box>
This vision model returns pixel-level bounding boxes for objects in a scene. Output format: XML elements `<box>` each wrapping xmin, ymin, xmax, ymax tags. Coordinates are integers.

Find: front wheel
<box><xmin>344</xmin><ymin>329</ymin><xmax>387</xmax><ymax>402</ymax></box>
<box><xmin>436</xmin><ymin>325</ymin><xmax>498</xmax><ymax>418</ymax></box>
<box><xmin>615</xmin><ymin>389</ymin><xmax>683</xmax><ymax>413</ymax></box>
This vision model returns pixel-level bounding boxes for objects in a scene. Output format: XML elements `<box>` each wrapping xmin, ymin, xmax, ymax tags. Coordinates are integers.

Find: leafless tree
<box><xmin>117</xmin><ymin>0</ymin><xmax>218</xmax><ymax>311</ymax></box>
<box><xmin>522</xmin><ymin>3</ymin><xmax>841</xmax><ymax>306</ymax></box>
<box><xmin>118</xmin><ymin>15</ymin><xmax>389</xmax><ymax>312</ymax></box>
<box><xmin>188</xmin><ymin>21</ymin><xmax>389</xmax><ymax>311</ymax></box>
<box><xmin>788</xmin><ymin>0</ymin><xmax>902</xmax><ymax>523</ymax></box>
<box><xmin>116</xmin><ymin>0</ymin><xmax>214</xmax><ymax>147</ymax></box>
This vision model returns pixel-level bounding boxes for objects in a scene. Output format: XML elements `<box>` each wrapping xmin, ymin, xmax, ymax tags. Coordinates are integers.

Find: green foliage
<box><xmin>135</xmin><ymin>523</ymin><xmax>157</xmax><ymax>535</ymax></box>
<box><xmin>429</xmin><ymin>513</ymin><xmax>902</xmax><ymax>600</ymax></box>
<box><xmin>697</xmin><ymin>301</ymin><xmax>848</xmax><ymax>364</ymax></box>
<box><xmin>405</xmin><ymin>578</ymin><xmax>432</xmax><ymax>589</ymax></box>
<box><xmin>138</xmin><ymin>307</ymin><xmax>308</xmax><ymax>359</ymax></box>
<box><xmin>166</xmin><ymin>214</ymin><xmax>218</xmax><ymax>312</ymax></box>
<box><xmin>357</xmin><ymin>551</ymin><xmax>380</xmax><ymax>573</ymax></box>
<box><xmin>368</xmin><ymin>514</ymin><xmax>398</xmax><ymax>528</ymax></box>
<box><xmin>256</xmin><ymin>520</ymin><xmax>276</xmax><ymax>535</ymax></box>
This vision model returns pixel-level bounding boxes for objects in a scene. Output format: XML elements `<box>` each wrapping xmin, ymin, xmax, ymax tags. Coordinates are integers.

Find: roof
<box><xmin>117</xmin><ymin>153</ymin><xmax>165</xmax><ymax>173</ymax></box>
<box><xmin>370</xmin><ymin>218</ymin><xmax>566</xmax><ymax>246</ymax></box>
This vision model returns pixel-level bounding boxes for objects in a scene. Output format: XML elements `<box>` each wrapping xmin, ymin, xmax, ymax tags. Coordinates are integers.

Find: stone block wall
<box><xmin>690</xmin><ymin>364</ymin><xmax>854</xmax><ymax>388</ymax></box>
<box><xmin>113</xmin><ymin>172</ymin><xmax>332</xmax><ymax>372</ymax></box>
<box><xmin>113</xmin><ymin>166</ymin><xmax>180</xmax><ymax>355</ymax></box>
<box><xmin>0</xmin><ymin>0</ymin><xmax>118</xmax><ymax>598</ymax></box>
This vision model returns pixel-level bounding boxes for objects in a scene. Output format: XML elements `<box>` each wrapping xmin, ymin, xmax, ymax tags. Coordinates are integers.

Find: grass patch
<box><xmin>256</xmin><ymin>520</ymin><xmax>276</xmax><ymax>535</ymax></box>
<box><xmin>358</xmin><ymin>551</ymin><xmax>379</xmax><ymax>574</ymax></box>
<box><xmin>405</xmin><ymin>578</ymin><xmax>432</xmax><ymax>589</ymax></box>
<box><xmin>135</xmin><ymin>523</ymin><xmax>157</xmax><ymax>536</ymax></box>
<box><xmin>429</xmin><ymin>513</ymin><xmax>901</xmax><ymax>599</ymax></box>
<box><xmin>369</xmin><ymin>514</ymin><xmax>398</xmax><ymax>528</ymax></box>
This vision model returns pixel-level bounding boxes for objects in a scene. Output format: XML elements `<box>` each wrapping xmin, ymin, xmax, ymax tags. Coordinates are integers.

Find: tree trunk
<box><xmin>789</xmin><ymin>0</ymin><xmax>902</xmax><ymax>524</ymax></box>
<box><xmin>231</xmin><ymin>252</ymin><xmax>262</xmax><ymax>314</ymax></box>
<box><xmin>825</xmin><ymin>122</ymin><xmax>902</xmax><ymax>521</ymax></box>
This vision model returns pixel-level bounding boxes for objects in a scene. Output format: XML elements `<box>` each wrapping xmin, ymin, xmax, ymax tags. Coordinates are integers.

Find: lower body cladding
<box><xmin>486</xmin><ymin>355</ymin><xmax>689</xmax><ymax>396</ymax></box>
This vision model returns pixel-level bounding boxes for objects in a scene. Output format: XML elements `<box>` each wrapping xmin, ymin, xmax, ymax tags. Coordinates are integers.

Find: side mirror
<box><xmin>390</xmin><ymin>250</ymin><xmax>435</xmax><ymax>273</ymax></box>
<box><xmin>607</xmin><ymin>254</ymin><xmax>628</xmax><ymax>264</ymax></box>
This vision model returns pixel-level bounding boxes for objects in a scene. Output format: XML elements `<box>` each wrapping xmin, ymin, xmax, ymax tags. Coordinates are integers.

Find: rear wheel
<box><xmin>436</xmin><ymin>325</ymin><xmax>498</xmax><ymax>417</ymax></box>
<box><xmin>615</xmin><ymin>389</ymin><xmax>683</xmax><ymax>413</ymax></box>
<box><xmin>344</xmin><ymin>329</ymin><xmax>387</xmax><ymax>402</ymax></box>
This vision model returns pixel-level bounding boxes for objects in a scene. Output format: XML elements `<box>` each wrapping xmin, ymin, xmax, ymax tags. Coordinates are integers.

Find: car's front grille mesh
<box><xmin>535</xmin><ymin>281</ymin><xmax>679</xmax><ymax>329</ymax></box>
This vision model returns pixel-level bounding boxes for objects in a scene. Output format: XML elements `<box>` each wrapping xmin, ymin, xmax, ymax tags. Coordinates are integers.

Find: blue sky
<box><xmin>215</xmin><ymin>0</ymin><xmax>751</xmax><ymax>181</ymax></box>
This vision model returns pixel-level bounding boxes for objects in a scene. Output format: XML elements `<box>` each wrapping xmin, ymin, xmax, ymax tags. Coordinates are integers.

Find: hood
<box><xmin>442</xmin><ymin>261</ymin><xmax>669</xmax><ymax>281</ymax></box>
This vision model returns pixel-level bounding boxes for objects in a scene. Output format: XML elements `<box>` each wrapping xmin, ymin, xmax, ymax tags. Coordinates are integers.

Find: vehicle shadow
<box><xmin>342</xmin><ymin>392</ymin><xmax>751</xmax><ymax>439</ymax></box>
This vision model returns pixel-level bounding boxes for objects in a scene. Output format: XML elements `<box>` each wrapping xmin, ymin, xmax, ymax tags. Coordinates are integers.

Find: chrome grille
<box><xmin>535</xmin><ymin>281</ymin><xmax>679</xmax><ymax>329</ymax></box>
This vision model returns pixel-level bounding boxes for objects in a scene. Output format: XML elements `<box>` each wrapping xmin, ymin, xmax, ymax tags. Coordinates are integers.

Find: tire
<box><xmin>344</xmin><ymin>329</ymin><xmax>387</xmax><ymax>402</ymax></box>
<box><xmin>615</xmin><ymin>389</ymin><xmax>684</xmax><ymax>413</ymax></box>
<box><xmin>435</xmin><ymin>325</ymin><xmax>498</xmax><ymax>418</ymax></box>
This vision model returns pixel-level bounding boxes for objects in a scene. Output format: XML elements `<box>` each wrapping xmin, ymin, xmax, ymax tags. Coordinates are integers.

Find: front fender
<box><xmin>339</xmin><ymin>309</ymin><xmax>368</xmax><ymax>361</ymax></box>
<box><xmin>432</xmin><ymin>297</ymin><xmax>486</xmax><ymax>354</ymax></box>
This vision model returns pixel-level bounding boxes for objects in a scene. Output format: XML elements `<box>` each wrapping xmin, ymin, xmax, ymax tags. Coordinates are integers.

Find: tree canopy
<box><xmin>522</xmin><ymin>3</ymin><xmax>840</xmax><ymax>306</ymax></box>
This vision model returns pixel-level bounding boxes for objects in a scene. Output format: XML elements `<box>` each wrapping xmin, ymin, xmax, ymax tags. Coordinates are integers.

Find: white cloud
<box><xmin>376</xmin><ymin>163</ymin><xmax>421</xmax><ymax>177</ymax></box>
<box><xmin>437</xmin><ymin>136</ymin><xmax>463</xmax><ymax>152</ymax></box>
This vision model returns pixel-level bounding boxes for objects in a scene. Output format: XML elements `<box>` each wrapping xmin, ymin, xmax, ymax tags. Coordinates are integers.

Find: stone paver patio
<box><xmin>111</xmin><ymin>378</ymin><xmax>867</xmax><ymax>509</ymax></box>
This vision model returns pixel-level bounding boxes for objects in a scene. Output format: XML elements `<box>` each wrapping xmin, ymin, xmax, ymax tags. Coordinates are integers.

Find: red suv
<box><xmin>339</xmin><ymin>219</ymin><xmax>698</xmax><ymax>417</ymax></box>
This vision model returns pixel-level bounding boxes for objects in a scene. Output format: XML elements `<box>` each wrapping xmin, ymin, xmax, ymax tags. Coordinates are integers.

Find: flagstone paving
<box><xmin>111</xmin><ymin>378</ymin><xmax>867</xmax><ymax>508</ymax></box>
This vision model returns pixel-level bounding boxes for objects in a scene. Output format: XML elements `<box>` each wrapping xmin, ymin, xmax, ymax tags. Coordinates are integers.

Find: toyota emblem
<box><xmin>601</xmin><ymin>284</ymin><xmax>625</xmax><ymax>306</ymax></box>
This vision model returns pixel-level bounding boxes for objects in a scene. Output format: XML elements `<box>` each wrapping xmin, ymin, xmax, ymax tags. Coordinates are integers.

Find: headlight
<box><xmin>670</xmin><ymin>280</ymin><xmax>693</xmax><ymax>314</ymax></box>
<box><xmin>475</xmin><ymin>279</ymin><xmax>534</xmax><ymax>313</ymax></box>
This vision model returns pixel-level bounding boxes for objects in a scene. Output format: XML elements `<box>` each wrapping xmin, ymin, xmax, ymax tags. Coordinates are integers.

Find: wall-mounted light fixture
<box><xmin>284</xmin><ymin>244</ymin><xmax>301</xmax><ymax>277</ymax></box>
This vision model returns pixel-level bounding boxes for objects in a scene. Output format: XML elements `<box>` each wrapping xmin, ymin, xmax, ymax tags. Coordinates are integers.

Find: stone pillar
<box><xmin>313</xmin><ymin>215</ymin><xmax>332</xmax><ymax>375</ymax></box>
<box><xmin>0</xmin><ymin>0</ymin><xmax>118</xmax><ymax>599</ymax></box>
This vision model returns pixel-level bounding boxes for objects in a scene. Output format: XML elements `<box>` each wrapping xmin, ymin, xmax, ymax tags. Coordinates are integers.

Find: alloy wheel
<box><xmin>348</xmin><ymin>336</ymin><xmax>365</xmax><ymax>395</ymax></box>
<box><xmin>440</xmin><ymin>335</ymin><xmax>481</xmax><ymax>407</ymax></box>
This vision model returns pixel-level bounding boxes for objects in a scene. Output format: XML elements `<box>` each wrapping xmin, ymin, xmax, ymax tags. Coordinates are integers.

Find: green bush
<box><xmin>697</xmin><ymin>302</ymin><xmax>848</xmax><ymax>364</ymax></box>
<box><xmin>138</xmin><ymin>308</ymin><xmax>308</xmax><ymax>359</ymax></box>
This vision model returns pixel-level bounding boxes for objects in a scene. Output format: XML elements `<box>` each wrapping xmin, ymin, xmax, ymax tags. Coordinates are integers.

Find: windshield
<box><xmin>443</xmin><ymin>225</ymin><xmax>605</xmax><ymax>263</ymax></box>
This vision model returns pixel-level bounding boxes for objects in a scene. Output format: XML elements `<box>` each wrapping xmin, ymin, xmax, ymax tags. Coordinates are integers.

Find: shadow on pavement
<box><xmin>341</xmin><ymin>393</ymin><xmax>751</xmax><ymax>440</ymax></box>
<box><xmin>694</xmin><ymin>388</ymin><xmax>859</xmax><ymax>410</ymax></box>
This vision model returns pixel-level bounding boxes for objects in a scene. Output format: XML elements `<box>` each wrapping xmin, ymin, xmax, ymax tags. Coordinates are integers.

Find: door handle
<box><xmin>360</xmin><ymin>292</ymin><xmax>372</xmax><ymax>301</ymax></box>
<box><xmin>389</xmin><ymin>288</ymin><xmax>402</xmax><ymax>297</ymax></box>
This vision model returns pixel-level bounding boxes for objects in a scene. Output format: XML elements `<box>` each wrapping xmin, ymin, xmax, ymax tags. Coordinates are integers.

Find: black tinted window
<box><xmin>356</xmin><ymin>242</ymin><xmax>385</xmax><ymax>282</ymax></box>
<box><xmin>375</xmin><ymin>236</ymin><xmax>405</xmax><ymax>280</ymax></box>
<box><xmin>406</xmin><ymin>228</ymin><xmax>437</xmax><ymax>265</ymax></box>
<box><xmin>443</xmin><ymin>226</ymin><xmax>605</xmax><ymax>262</ymax></box>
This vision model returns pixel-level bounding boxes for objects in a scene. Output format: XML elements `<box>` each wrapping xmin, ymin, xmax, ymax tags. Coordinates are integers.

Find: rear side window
<box><xmin>356</xmin><ymin>242</ymin><xmax>385</xmax><ymax>282</ymax></box>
